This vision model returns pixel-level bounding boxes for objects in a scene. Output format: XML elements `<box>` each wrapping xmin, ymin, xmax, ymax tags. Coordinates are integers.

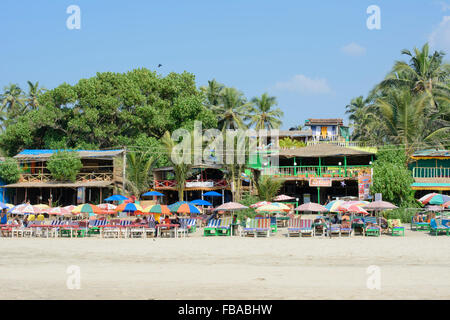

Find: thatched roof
<box><xmin>279</xmin><ymin>144</ymin><xmax>375</xmax><ymax>158</ymax></box>
<box><xmin>305</xmin><ymin>118</ymin><xmax>344</xmax><ymax>126</ymax></box>
<box><xmin>14</xmin><ymin>149</ymin><xmax>124</xmax><ymax>160</ymax></box>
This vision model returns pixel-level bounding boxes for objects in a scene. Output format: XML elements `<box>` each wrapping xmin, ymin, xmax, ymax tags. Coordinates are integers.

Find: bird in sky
<box><xmin>157</xmin><ymin>64</ymin><xmax>162</xmax><ymax>68</ymax></box>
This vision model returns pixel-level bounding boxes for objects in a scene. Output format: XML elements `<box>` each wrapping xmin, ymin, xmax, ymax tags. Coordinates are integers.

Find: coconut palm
<box><xmin>26</xmin><ymin>81</ymin><xmax>45</xmax><ymax>109</ymax></box>
<box><xmin>201</xmin><ymin>79</ymin><xmax>224</xmax><ymax>107</ymax></box>
<box><xmin>255</xmin><ymin>175</ymin><xmax>284</xmax><ymax>201</ymax></box>
<box><xmin>248</xmin><ymin>93</ymin><xmax>283</xmax><ymax>130</ymax></box>
<box><xmin>125</xmin><ymin>151</ymin><xmax>156</xmax><ymax>197</ymax></box>
<box><xmin>0</xmin><ymin>84</ymin><xmax>25</xmax><ymax>123</ymax></box>
<box><xmin>213</xmin><ymin>87</ymin><xmax>251</xmax><ymax>131</ymax></box>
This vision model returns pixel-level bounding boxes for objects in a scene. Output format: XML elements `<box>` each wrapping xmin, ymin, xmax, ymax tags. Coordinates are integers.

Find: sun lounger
<box><xmin>144</xmin><ymin>218</ymin><xmax>157</xmax><ymax>238</ymax></box>
<box><xmin>287</xmin><ymin>217</ymin><xmax>301</xmax><ymax>237</ymax></box>
<box><xmin>186</xmin><ymin>218</ymin><xmax>197</xmax><ymax>233</ymax></box>
<box><xmin>176</xmin><ymin>219</ymin><xmax>189</xmax><ymax>238</ymax></box>
<box><xmin>216</xmin><ymin>217</ymin><xmax>233</xmax><ymax>236</ymax></box>
<box><xmin>300</xmin><ymin>219</ymin><xmax>314</xmax><ymax>237</ymax></box>
<box><xmin>329</xmin><ymin>224</ymin><xmax>341</xmax><ymax>237</ymax></box>
<box><xmin>340</xmin><ymin>221</ymin><xmax>353</xmax><ymax>237</ymax></box>
<box><xmin>255</xmin><ymin>218</ymin><xmax>271</xmax><ymax>237</ymax></box>
<box><xmin>204</xmin><ymin>218</ymin><xmax>220</xmax><ymax>236</ymax></box>
<box><xmin>242</xmin><ymin>219</ymin><xmax>258</xmax><ymax>237</ymax></box>
<box><xmin>411</xmin><ymin>216</ymin><xmax>430</xmax><ymax>231</ymax></box>
<box><xmin>429</xmin><ymin>219</ymin><xmax>449</xmax><ymax>236</ymax></box>
<box><xmin>387</xmin><ymin>219</ymin><xmax>405</xmax><ymax>236</ymax></box>
<box><xmin>364</xmin><ymin>217</ymin><xmax>381</xmax><ymax>237</ymax></box>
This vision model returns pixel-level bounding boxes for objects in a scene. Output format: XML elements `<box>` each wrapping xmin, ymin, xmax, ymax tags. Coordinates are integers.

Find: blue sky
<box><xmin>1</xmin><ymin>0</ymin><xmax>449</xmax><ymax>129</ymax></box>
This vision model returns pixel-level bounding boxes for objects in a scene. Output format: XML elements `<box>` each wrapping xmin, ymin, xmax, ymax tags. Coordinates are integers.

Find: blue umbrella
<box><xmin>190</xmin><ymin>199</ymin><xmax>212</xmax><ymax>206</ymax></box>
<box><xmin>142</xmin><ymin>191</ymin><xmax>164</xmax><ymax>197</ymax></box>
<box><xmin>0</xmin><ymin>202</ymin><xmax>9</xmax><ymax>210</ymax></box>
<box><xmin>104</xmin><ymin>195</ymin><xmax>128</xmax><ymax>201</ymax></box>
<box><xmin>203</xmin><ymin>191</ymin><xmax>222</xmax><ymax>197</ymax></box>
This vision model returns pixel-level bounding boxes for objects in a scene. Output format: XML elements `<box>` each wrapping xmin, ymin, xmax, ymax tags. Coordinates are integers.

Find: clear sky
<box><xmin>1</xmin><ymin>0</ymin><xmax>449</xmax><ymax>129</ymax></box>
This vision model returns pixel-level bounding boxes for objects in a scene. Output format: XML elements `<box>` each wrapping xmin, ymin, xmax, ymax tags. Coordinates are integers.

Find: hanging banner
<box><xmin>358</xmin><ymin>169</ymin><xmax>372</xmax><ymax>200</ymax></box>
<box><xmin>309</xmin><ymin>177</ymin><xmax>332</xmax><ymax>187</ymax></box>
<box><xmin>186</xmin><ymin>181</ymin><xmax>214</xmax><ymax>188</ymax></box>
<box><xmin>77</xmin><ymin>187</ymin><xmax>85</xmax><ymax>204</ymax></box>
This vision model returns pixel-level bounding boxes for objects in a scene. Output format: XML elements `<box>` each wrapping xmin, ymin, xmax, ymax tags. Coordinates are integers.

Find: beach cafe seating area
<box><xmin>1</xmin><ymin>192</ymin><xmax>449</xmax><ymax>239</ymax></box>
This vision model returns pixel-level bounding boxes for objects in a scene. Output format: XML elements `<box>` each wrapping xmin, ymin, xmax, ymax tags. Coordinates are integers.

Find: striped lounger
<box><xmin>287</xmin><ymin>217</ymin><xmax>301</xmax><ymax>237</ymax></box>
<box><xmin>300</xmin><ymin>219</ymin><xmax>314</xmax><ymax>237</ymax></box>
<box><xmin>216</xmin><ymin>217</ymin><xmax>232</xmax><ymax>236</ymax></box>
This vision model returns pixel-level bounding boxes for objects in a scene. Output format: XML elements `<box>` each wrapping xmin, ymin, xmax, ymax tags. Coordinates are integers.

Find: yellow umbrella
<box><xmin>256</xmin><ymin>204</ymin><xmax>290</xmax><ymax>213</ymax></box>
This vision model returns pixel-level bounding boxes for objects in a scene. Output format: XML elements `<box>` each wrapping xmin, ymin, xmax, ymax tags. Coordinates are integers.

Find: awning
<box><xmin>411</xmin><ymin>182</ymin><xmax>450</xmax><ymax>191</ymax></box>
<box><xmin>2</xmin><ymin>181</ymin><xmax>114</xmax><ymax>188</ymax></box>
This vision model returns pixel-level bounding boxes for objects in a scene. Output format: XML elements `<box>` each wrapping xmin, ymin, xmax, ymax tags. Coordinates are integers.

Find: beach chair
<box><xmin>387</xmin><ymin>219</ymin><xmax>405</xmax><ymax>236</ymax></box>
<box><xmin>300</xmin><ymin>219</ymin><xmax>314</xmax><ymax>237</ymax></box>
<box><xmin>313</xmin><ymin>218</ymin><xmax>327</xmax><ymax>236</ymax></box>
<box><xmin>216</xmin><ymin>217</ymin><xmax>232</xmax><ymax>236</ymax></box>
<box><xmin>340</xmin><ymin>220</ymin><xmax>353</xmax><ymax>237</ymax></box>
<box><xmin>144</xmin><ymin>217</ymin><xmax>157</xmax><ymax>238</ymax></box>
<box><xmin>364</xmin><ymin>217</ymin><xmax>381</xmax><ymax>237</ymax></box>
<box><xmin>186</xmin><ymin>218</ymin><xmax>197</xmax><ymax>233</ymax></box>
<box><xmin>287</xmin><ymin>217</ymin><xmax>301</xmax><ymax>237</ymax></box>
<box><xmin>242</xmin><ymin>218</ymin><xmax>258</xmax><ymax>237</ymax></box>
<box><xmin>329</xmin><ymin>224</ymin><xmax>341</xmax><ymax>237</ymax></box>
<box><xmin>255</xmin><ymin>218</ymin><xmax>271</xmax><ymax>237</ymax></box>
<box><xmin>411</xmin><ymin>216</ymin><xmax>430</xmax><ymax>231</ymax></box>
<box><xmin>203</xmin><ymin>218</ymin><xmax>220</xmax><ymax>236</ymax></box>
<box><xmin>176</xmin><ymin>219</ymin><xmax>189</xmax><ymax>238</ymax></box>
<box><xmin>429</xmin><ymin>219</ymin><xmax>449</xmax><ymax>236</ymax></box>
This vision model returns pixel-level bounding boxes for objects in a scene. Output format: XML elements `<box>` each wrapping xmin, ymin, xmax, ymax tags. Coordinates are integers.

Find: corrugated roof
<box><xmin>305</xmin><ymin>118</ymin><xmax>344</xmax><ymax>126</ymax></box>
<box><xmin>279</xmin><ymin>144</ymin><xmax>374</xmax><ymax>158</ymax></box>
<box><xmin>14</xmin><ymin>149</ymin><xmax>124</xmax><ymax>160</ymax></box>
<box><xmin>411</xmin><ymin>149</ymin><xmax>450</xmax><ymax>158</ymax></box>
<box><xmin>3</xmin><ymin>180</ymin><xmax>113</xmax><ymax>188</ymax></box>
<box><xmin>258</xmin><ymin>130</ymin><xmax>312</xmax><ymax>137</ymax></box>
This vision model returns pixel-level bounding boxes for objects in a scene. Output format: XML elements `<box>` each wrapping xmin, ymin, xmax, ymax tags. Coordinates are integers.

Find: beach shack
<box><xmin>4</xmin><ymin>149</ymin><xmax>125</xmax><ymax>205</ymax></box>
<box><xmin>304</xmin><ymin>118</ymin><xmax>349</xmax><ymax>142</ymax></box>
<box><xmin>409</xmin><ymin>149</ymin><xmax>450</xmax><ymax>196</ymax></box>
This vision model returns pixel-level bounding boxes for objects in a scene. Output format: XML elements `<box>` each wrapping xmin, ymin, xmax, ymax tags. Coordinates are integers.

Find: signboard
<box><xmin>76</xmin><ymin>187</ymin><xmax>85</xmax><ymax>204</ymax></box>
<box><xmin>358</xmin><ymin>169</ymin><xmax>372</xmax><ymax>200</ymax></box>
<box><xmin>186</xmin><ymin>181</ymin><xmax>214</xmax><ymax>188</ymax></box>
<box><xmin>309</xmin><ymin>177</ymin><xmax>332</xmax><ymax>187</ymax></box>
<box><xmin>375</xmin><ymin>193</ymin><xmax>382</xmax><ymax>201</ymax></box>
<box><xmin>303</xmin><ymin>193</ymin><xmax>311</xmax><ymax>204</ymax></box>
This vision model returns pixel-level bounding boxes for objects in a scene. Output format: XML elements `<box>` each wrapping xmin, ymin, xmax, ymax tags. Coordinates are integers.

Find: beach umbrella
<box><xmin>98</xmin><ymin>203</ymin><xmax>117</xmax><ymax>211</ymax></box>
<box><xmin>338</xmin><ymin>203</ymin><xmax>369</xmax><ymax>215</ymax></box>
<box><xmin>203</xmin><ymin>191</ymin><xmax>222</xmax><ymax>197</ymax></box>
<box><xmin>10</xmin><ymin>204</ymin><xmax>41</xmax><ymax>215</ymax></box>
<box><xmin>0</xmin><ymin>202</ymin><xmax>10</xmax><ymax>210</ymax></box>
<box><xmin>255</xmin><ymin>204</ymin><xmax>287</xmax><ymax>214</ymax></box>
<box><xmin>273</xmin><ymin>194</ymin><xmax>295</xmax><ymax>201</ymax></box>
<box><xmin>170</xmin><ymin>202</ymin><xmax>201</xmax><ymax>214</ymax></box>
<box><xmin>443</xmin><ymin>201</ymin><xmax>450</xmax><ymax>208</ymax></box>
<box><xmin>143</xmin><ymin>204</ymin><xmax>171</xmax><ymax>215</ymax></box>
<box><xmin>250</xmin><ymin>201</ymin><xmax>272</xmax><ymax>208</ymax></box>
<box><xmin>48</xmin><ymin>207</ymin><xmax>71</xmax><ymax>216</ymax></box>
<box><xmin>214</xmin><ymin>202</ymin><xmax>248</xmax><ymax>212</ymax></box>
<box><xmin>72</xmin><ymin>204</ymin><xmax>102</xmax><ymax>215</ymax></box>
<box><xmin>142</xmin><ymin>191</ymin><xmax>164</xmax><ymax>197</ymax></box>
<box><xmin>34</xmin><ymin>204</ymin><xmax>51</xmax><ymax>213</ymax></box>
<box><xmin>324</xmin><ymin>200</ymin><xmax>346</xmax><ymax>213</ymax></box>
<box><xmin>295</xmin><ymin>202</ymin><xmax>328</xmax><ymax>212</ymax></box>
<box><xmin>115</xmin><ymin>202</ymin><xmax>144</xmax><ymax>213</ymax></box>
<box><xmin>429</xmin><ymin>194</ymin><xmax>450</xmax><ymax>205</ymax></box>
<box><xmin>190</xmin><ymin>199</ymin><xmax>212</xmax><ymax>206</ymax></box>
<box><xmin>104</xmin><ymin>195</ymin><xmax>128</xmax><ymax>202</ymax></box>
<box><xmin>363</xmin><ymin>200</ymin><xmax>398</xmax><ymax>210</ymax></box>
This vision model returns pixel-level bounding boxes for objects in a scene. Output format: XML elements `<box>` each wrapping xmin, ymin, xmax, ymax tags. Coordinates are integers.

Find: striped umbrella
<box><xmin>324</xmin><ymin>200</ymin><xmax>346</xmax><ymax>213</ymax></box>
<box><xmin>48</xmin><ymin>207</ymin><xmax>71</xmax><ymax>216</ymax></box>
<box><xmin>418</xmin><ymin>193</ymin><xmax>440</xmax><ymax>205</ymax></box>
<box><xmin>295</xmin><ymin>202</ymin><xmax>328</xmax><ymax>212</ymax></box>
<box><xmin>255</xmin><ymin>204</ymin><xmax>287</xmax><ymax>213</ymax></box>
<box><xmin>250</xmin><ymin>201</ymin><xmax>272</xmax><ymax>208</ymax></box>
<box><xmin>214</xmin><ymin>202</ymin><xmax>248</xmax><ymax>212</ymax></box>
<box><xmin>273</xmin><ymin>194</ymin><xmax>295</xmax><ymax>201</ymax></box>
<box><xmin>34</xmin><ymin>204</ymin><xmax>51</xmax><ymax>213</ymax></box>
<box><xmin>443</xmin><ymin>201</ymin><xmax>450</xmax><ymax>208</ymax></box>
<box><xmin>115</xmin><ymin>202</ymin><xmax>144</xmax><ymax>213</ymax></box>
<box><xmin>10</xmin><ymin>204</ymin><xmax>41</xmax><ymax>215</ymax></box>
<box><xmin>169</xmin><ymin>202</ymin><xmax>201</xmax><ymax>214</ymax></box>
<box><xmin>143</xmin><ymin>204</ymin><xmax>171</xmax><ymax>215</ymax></box>
<box><xmin>72</xmin><ymin>204</ymin><xmax>102</xmax><ymax>214</ymax></box>
<box><xmin>98</xmin><ymin>203</ymin><xmax>117</xmax><ymax>211</ymax></box>
<box><xmin>338</xmin><ymin>203</ymin><xmax>369</xmax><ymax>215</ymax></box>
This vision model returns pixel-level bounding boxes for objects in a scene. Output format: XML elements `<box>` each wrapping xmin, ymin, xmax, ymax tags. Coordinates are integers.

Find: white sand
<box><xmin>0</xmin><ymin>227</ymin><xmax>449</xmax><ymax>300</ymax></box>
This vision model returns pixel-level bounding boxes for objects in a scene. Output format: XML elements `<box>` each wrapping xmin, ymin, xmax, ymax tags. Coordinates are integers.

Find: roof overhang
<box><xmin>2</xmin><ymin>181</ymin><xmax>114</xmax><ymax>188</ymax></box>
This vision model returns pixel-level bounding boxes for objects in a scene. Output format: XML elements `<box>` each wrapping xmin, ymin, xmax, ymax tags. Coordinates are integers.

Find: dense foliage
<box><xmin>0</xmin><ymin>157</ymin><xmax>21</xmax><ymax>184</ymax></box>
<box><xmin>46</xmin><ymin>151</ymin><xmax>82</xmax><ymax>182</ymax></box>
<box><xmin>255</xmin><ymin>175</ymin><xmax>284</xmax><ymax>201</ymax></box>
<box><xmin>279</xmin><ymin>137</ymin><xmax>306</xmax><ymax>148</ymax></box>
<box><xmin>370</xmin><ymin>147</ymin><xmax>417</xmax><ymax>207</ymax></box>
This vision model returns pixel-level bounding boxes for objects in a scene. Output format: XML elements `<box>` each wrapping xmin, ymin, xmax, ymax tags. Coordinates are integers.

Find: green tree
<box><xmin>248</xmin><ymin>93</ymin><xmax>283</xmax><ymax>130</ymax></box>
<box><xmin>46</xmin><ymin>151</ymin><xmax>82</xmax><ymax>182</ymax></box>
<box><xmin>255</xmin><ymin>175</ymin><xmax>284</xmax><ymax>201</ymax></box>
<box><xmin>370</xmin><ymin>146</ymin><xmax>417</xmax><ymax>207</ymax></box>
<box><xmin>213</xmin><ymin>87</ymin><xmax>251</xmax><ymax>130</ymax></box>
<box><xmin>25</xmin><ymin>81</ymin><xmax>45</xmax><ymax>109</ymax></box>
<box><xmin>0</xmin><ymin>158</ymin><xmax>21</xmax><ymax>184</ymax></box>
<box><xmin>0</xmin><ymin>84</ymin><xmax>25</xmax><ymax>127</ymax></box>
<box><xmin>125</xmin><ymin>150</ymin><xmax>156</xmax><ymax>197</ymax></box>
<box><xmin>201</xmin><ymin>79</ymin><xmax>224</xmax><ymax>107</ymax></box>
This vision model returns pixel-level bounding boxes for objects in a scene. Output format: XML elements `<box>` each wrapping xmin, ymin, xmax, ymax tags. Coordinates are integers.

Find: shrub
<box><xmin>0</xmin><ymin>158</ymin><xmax>21</xmax><ymax>184</ymax></box>
<box><xmin>47</xmin><ymin>151</ymin><xmax>82</xmax><ymax>182</ymax></box>
<box><xmin>279</xmin><ymin>137</ymin><xmax>306</xmax><ymax>149</ymax></box>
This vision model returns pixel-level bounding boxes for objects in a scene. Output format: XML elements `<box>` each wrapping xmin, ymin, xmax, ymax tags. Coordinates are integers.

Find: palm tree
<box><xmin>255</xmin><ymin>175</ymin><xmax>284</xmax><ymax>201</ymax></box>
<box><xmin>0</xmin><ymin>84</ymin><xmax>25</xmax><ymax>123</ymax></box>
<box><xmin>161</xmin><ymin>131</ymin><xmax>192</xmax><ymax>201</ymax></box>
<box><xmin>248</xmin><ymin>93</ymin><xmax>284</xmax><ymax>130</ymax></box>
<box><xmin>201</xmin><ymin>79</ymin><xmax>224</xmax><ymax>107</ymax></box>
<box><xmin>213</xmin><ymin>87</ymin><xmax>251</xmax><ymax>131</ymax></box>
<box><xmin>125</xmin><ymin>151</ymin><xmax>156</xmax><ymax>197</ymax></box>
<box><xmin>26</xmin><ymin>81</ymin><xmax>45</xmax><ymax>109</ymax></box>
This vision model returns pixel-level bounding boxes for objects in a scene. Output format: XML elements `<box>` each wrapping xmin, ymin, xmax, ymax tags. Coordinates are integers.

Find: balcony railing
<box><xmin>260</xmin><ymin>165</ymin><xmax>370</xmax><ymax>178</ymax></box>
<box><xmin>19</xmin><ymin>172</ymin><xmax>114</xmax><ymax>183</ymax></box>
<box><xmin>154</xmin><ymin>179</ymin><xmax>228</xmax><ymax>189</ymax></box>
<box><xmin>412</xmin><ymin>167</ymin><xmax>450</xmax><ymax>179</ymax></box>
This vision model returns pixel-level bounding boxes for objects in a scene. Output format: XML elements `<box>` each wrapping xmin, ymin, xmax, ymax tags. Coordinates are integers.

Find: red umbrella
<box><xmin>294</xmin><ymin>202</ymin><xmax>328</xmax><ymax>212</ymax></box>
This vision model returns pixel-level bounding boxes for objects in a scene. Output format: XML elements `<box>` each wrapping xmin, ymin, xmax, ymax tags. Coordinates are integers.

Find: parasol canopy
<box><xmin>115</xmin><ymin>202</ymin><xmax>143</xmax><ymax>213</ymax></box>
<box><xmin>363</xmin><ymin>200</ymin><xmax>398</xmax><ymax>210</ymax></box>
<box><xmin>273</xmin><ymin>194</ymin><xmax>295</xmax><ymax>201</ymax></box>
<box><xmin>142</xmin><ymin>191</ymin><xmax>164</xmax><ymax>197</ymax></box>
<box><xmin>256</xmin><ymin>204</ymin><xmax>288</xmax><ymax>213</ymax></box>
<box><xmin>214</xmin><ymin>202</ymin><xmax>248</xmax><ymax>211</ymax></box>
<box><xmin>98</xmin><ymin>203</ymin><xmax>117</xmax><ymax>211</ymax></box>
<box><xmin>338</xmin><ymin>203</ymin><xmax>369</xmax><ymax>215</ymax></box>
<box><xmin>10</xmin><ymin>204</ymin><xmax>41</xmax><ymax>215</ymax></box>
<box><xmin>443</xmin><ymin>201</ymin><xmax>450</xmax><ymax>208</ymax></box>
<box><xmin>295</xmin><ymin>202</ymin><xmax>328</xmax><ymax>212</ymax></box>
<box><xmin>324</xmin><ymin>200</ymin><xmax>346</xmax><ymax>213</ymax></box>
<box><xmin>48</xmin><ymin>207</ymin><xmax>71</xmax><ymax>216</ymax></box>
<box><xmin>104</xmin><ymin>195</ymin><xmax>128</xmax><ymax>202</ymax></box>
<box><xmin>203</xmin><ymin>191</ymin><xmax>222</xmax><ymax>197</ymax></box>
<box><xmin>250</xmin><ymin>201</ymin><xmax>272</xmax><ymax>208</ymax></box>
<box><xmin>190</xmin><ymin>199</ymin><xmax>212</xmax><ymax>206</ymax></box>
<box><xmin>143</xmin><ymin>204</ymin><xmax>171</xmax><ymax>215</ymax></box>
<box><xmin>418</xmin><ymin>193</ymin><xmax>450</xmax><ymax>205</ymax></box>
<box><xmin>169</xmin><ymin>202</ymin><xmax>201</xmax><ymax>214</ymax></box>
<box><xmin>72</xmin><ymin>204</ymin><xmax>102</xmax><ymax>214</ymax></box>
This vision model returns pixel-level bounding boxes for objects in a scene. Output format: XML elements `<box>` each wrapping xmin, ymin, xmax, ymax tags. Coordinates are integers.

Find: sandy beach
<box><xmin>1</xmin><ymin>227</ymin><xmax>449</xmax><ymax>300</ymax></box>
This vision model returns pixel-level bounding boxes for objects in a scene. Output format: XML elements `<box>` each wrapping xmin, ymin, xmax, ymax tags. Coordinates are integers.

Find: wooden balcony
<box><xmin>154</xmin><ymin>179</ymin><xmax>229</xmax><ymax>190</ymax></box>
<box><xmin>19</xmin><ymin>172</ymin><xmax>114</xmax><ymax>183</ymax></box>
<box><xmin>260</xmin><ymin>165</ymin><xmax>370</xmax><ymax>179</ymax></box>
